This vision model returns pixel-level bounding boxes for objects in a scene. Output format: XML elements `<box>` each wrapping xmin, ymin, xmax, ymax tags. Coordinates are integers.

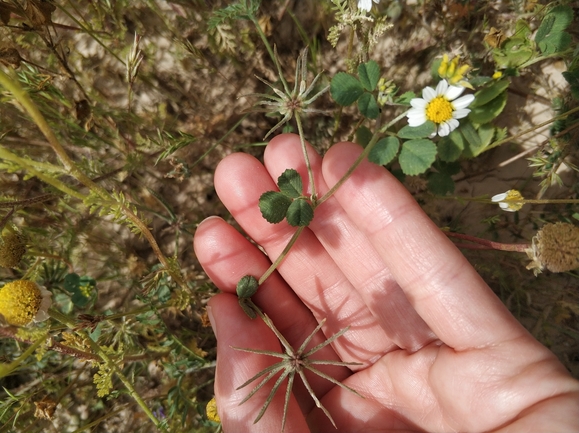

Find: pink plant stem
<box><xmin>444</xmin><ymin>231</ymin><xmax>530</xmax><ymax>252</ymax></box>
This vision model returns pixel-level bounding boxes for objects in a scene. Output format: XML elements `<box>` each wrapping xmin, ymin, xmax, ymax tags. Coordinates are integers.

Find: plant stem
<box><xmin>295</xmin><ymin>114</ymin><xmax>317</xmax><ymax>202</ymax></box>
<box><xmin>258</xmin><ymin>227</ymin><xmax>305</xmax><ymax>285</ymax></box>
<box><xmin>0</xmin><ymin>145</ymin><xmax>86</xmax><ymax>200</ymax></box>
<box><xmin>0</xmin><ymin>335</ymin><xmax>47</xmax><ymax>379</ymax></box>
<box><xmin>48</xmin><ymin>309</ymin><xmax>165</xmax><ymax>431</ymax></box>
<box><xmin>0</xmin><ymin>69</ymin><xmax>109</xmax><ymax>200</ymax></box>
<box><xmin>482</xmin><ymin>105</ymin><xmax>579</xmax><ymax>153</ymax></box>
<box><xmin>444</xmin><ymin>231</ymin><xmax>530</xmax><ymax>252</ymax></box>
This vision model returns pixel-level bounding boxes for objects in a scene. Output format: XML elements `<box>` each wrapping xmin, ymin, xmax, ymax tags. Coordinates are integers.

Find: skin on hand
<box><xmin>193</xmin><ymin>133</ymin><xmax>579</xmax><ymax>433</ymax></box>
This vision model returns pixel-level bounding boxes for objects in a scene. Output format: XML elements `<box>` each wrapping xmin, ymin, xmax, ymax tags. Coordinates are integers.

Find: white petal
<box><xmin>499</xmin><ymin>202</ymin><xmax>512</xmax><ymax>210</ymax></box>
<box><xmin>452</xmin><ymin>108</ymin><xmax>471</xmax><ymax>119</ymax></box>
<box><xmin>410</xmin><ymin>98</ymin><xmax>427</xmax><ymax>109</ymax></box>
<box><xmin>446</xmin><ymin>118</ymin><xmax>459</xmax><ymax>132</ymax></box>
<box><xmin>422</xmin><ymin>86</ymin><xmax>437</xmax><ymax>101</ymax></box>
<box><xmin>452</xmin><ymin>94</ymin><xmax>475</xmax><ymax>110</ymax></box>
<box><xmin>438</xmin><ymin>122</ymin><xmax>451</xmax><ymax>137</ymax></box>
<box><xmin>491</xmin><ymin>193</ymin><xmax>507</xmax><ymax>202</ymax></box>
<box><xmin>408</xmin><ymin>112</ymin><xmax>427</xmax><ymax>126</ymax></box>
<box><xmin>435</xmin><ymin>79</ymin><xmax>449</xmax><ymax>96</ymax></box>
<box><xmin>358</xmin><ymin>0</ymin><xmax>372</xmax><ymax>11</ymax></box>
<box><xmin>444</xmin><ymin>84</ymin><xmax>465</xmax><ymax>101</ymax></box>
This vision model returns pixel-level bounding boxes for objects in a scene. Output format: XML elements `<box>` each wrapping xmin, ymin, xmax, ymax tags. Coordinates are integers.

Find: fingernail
<box><xmin>207</xmin><ymin>305</ymin><xmax>217</xmax><ymax>336</ymax></box>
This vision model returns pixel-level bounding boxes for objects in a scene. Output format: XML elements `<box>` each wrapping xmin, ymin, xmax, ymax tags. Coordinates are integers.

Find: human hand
<box><xmin>193</xmin><ymin>133</ymin><xmax>579</xmax><ymax>432</ymax></box>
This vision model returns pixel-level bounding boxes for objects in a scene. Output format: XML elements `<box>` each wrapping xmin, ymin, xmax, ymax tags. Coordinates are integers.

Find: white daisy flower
<box><xmin>407</xmin><ymin>79</ymin><xmax>475</xmax><ymax>137</ymax></box>
<box><xmin>358</xmin><ymin>0</ymin><xmax>380</xmax><ymax>12</ymax></box>
<box><xmin>491</xmin><ymin>190</ymin><xmax>524</xmax><ymax>212</ymax></box>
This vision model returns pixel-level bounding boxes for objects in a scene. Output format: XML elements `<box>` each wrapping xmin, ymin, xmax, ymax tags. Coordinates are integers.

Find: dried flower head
<box><xmin>0</xmin><ymin>231</ymin><xmax>26</xmax><ymax>268</ymax></box>
<box><xmin>0</xmin><ymin>280</ymin><xmax>52</xmax><ymax>326</ymax></box>
<box><xmin>526</xmin><ymin>222</ymin><xmax>579</xmax><ymax>275</ymax></box>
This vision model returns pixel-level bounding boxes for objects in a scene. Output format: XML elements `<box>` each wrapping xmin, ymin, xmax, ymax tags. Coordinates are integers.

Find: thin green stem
<box><xmin>295</xmin><ymin>114</ymin><xmax>317</xmax><ymax>201</ymax></box>
<box><xmin>252</xmin><ymin>17</ymin><xmax>277</xmax><ymax>72</ymax></box>
<box><xmin>0</xmin><ymin>69</ymin><xmax>109</xmax><ymax>200</ymax></box>
<box><xmin>0</xmin><ymin>336</ymin><xmax>47</xmax><ymax>379</ymax></box>
<box><xmin>482</xmin><ymin>105</ymin><xmax>579</xmax><ymax>153</ymax></box>
<box><xmin>316</xmin><ymin>108</ymin><xmax>408</xmax><ymax>205</ymax></box>
<box><xmin>258</xmin><ymin>227</ymin><xmax>305</xmax><ymax>285</ymax></box>
<box><xmin>0</xmin><ymin>146</ymin><xmax>86</xmax><ymax>200</ymax></box>
<box><xmin>48</xmin><ymin>309</ymin><xmax>165</xmax><ymax>431</ymax></box>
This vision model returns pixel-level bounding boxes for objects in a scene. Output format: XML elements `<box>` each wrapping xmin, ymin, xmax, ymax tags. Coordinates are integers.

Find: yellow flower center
<box><xmin>426</xmin><ymin>96</ymin><xmax>454</xmax><ymax>124</ymax></box>
<box><xmin>0</xmin><ymin>280</ymin><xmax>42</xmax><ymax>326</ymax></box>
<box><xmin>504</xmin><ymin>189</ymin><xmax>524</xmax><ymax>211</ymax></box>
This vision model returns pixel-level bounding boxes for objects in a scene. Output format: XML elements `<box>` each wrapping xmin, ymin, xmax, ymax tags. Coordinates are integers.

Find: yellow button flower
<box><xmin>0</xmin><ymin>280</ymin><xmax>52</xmax><ymax>326</ymax></box>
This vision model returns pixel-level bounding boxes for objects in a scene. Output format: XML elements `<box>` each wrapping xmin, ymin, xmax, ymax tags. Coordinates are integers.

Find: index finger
<box><xmin>322</xmin><ymin>141</ymin><xmax>528</xmax><ymax>349</ymax></box>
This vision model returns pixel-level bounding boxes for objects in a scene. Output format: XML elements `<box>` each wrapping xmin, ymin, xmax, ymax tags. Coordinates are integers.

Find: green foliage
<box><xmin>358</xmin><ymin>61</ymin><xmax>380</xmax><ymax>91</ymax></box>
<box><xmin>94</xmin><ymin>363</ymin><xmax>114</xmax><ymax>398</ymax></box>
<box><xmin>398</xmin><ymin>121</ymin><xmax>436</xmax><ymax>139</ymax></box>
<box><xmin>535</xmin><ymin>5</ymin><xmax>573</xmax><ymax>55</ymax></box>
<box><xmin>368</xmin><ymin>136</ymin><xmax>400</xmax><ymax>165</ymax></box>
<box><xmin>259</xmin><ymin>169</ymin><xmax>314</xmax><ymax>227</ymax></box>
<box><xmin>63</xmin><ymin>273</ymin><xmax>96</xmax><ymax>308</ymax></box>
<box><xmin>331</xmin><ymin>72</ymin><xmax>365</xmax><ymax>105</ymax></box>
<box><xmin>437</xmin><ymin>130</ymin><xmax>465</xmax><ymax>162</ymax></box>
<box><xmin>330</xmin><ymin>60</ymin><xmax>382</xmax><ymax>118</ymax></box>
<box><xmin>207</xmin><ymin>0</ymin><xmax>262</xmax><ymax>29</ymax></box>
<box><xmin>399</xmin><ymin>139</ymin><xmax>437</xmax><ymax>175</ymax></box>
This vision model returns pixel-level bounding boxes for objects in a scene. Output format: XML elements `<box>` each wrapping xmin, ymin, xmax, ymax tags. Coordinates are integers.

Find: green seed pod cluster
<box><xmin>0</xmin><ymin>231</ymin><xmax>26</xmax><ymax>268</ymax></box>
<box><xmin>526</xmin><ymin>222</ymin><xmax>579</xmax><ymax>274</ymax></box>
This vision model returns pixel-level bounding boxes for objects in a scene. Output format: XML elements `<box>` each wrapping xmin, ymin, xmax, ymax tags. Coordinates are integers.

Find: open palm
<box><xmin>194</xmin><ymin>134</ymin><xmax>579</xmax><ymax>432</ymax></box>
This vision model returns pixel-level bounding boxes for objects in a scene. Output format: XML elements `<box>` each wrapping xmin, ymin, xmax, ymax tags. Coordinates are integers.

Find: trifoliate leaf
<box><xmin>277</xmin><ymin>169</ymin><xmax>303</xmax><ymax>198</ymax></box>
<box><xmin>461</xmin><ymin>122</ymin><xmax>490</xmax><ymax>158</ymax></box>
<box><xmin>535</xmin><ymin>5</ymin><xmax>573</xmax><ymax>54</ymax></box>
<box><xmin>358</xmin><ymin>60</ymin><xmax>380</xmax><ymax>91</ymax></box>
<box><xmin>396</xmin><ymin>91</ymin><xmax>416</xmax><ymax>105</ymax></box>
<box><xmin>493</xmin><ymin>37</ymin><xmax>533</xmax><ymax>68</ymax></box>
<box><xmin>470</xmin><ymin>79</ymin><xmax>510</xmax><ymax>108</ymax></box>
<box><xmin>356</xmin><ymin>126</ymin><xmax>373</xmax><ymax>147</ymax></box>
<box><xmin>259</xmin><ymin>191</ymin><xmax>292</xmax><ymax>224</ymax></box>
<box><xmin>427</xmin><ymin>172</ymin><xmax>455</xmax><ymax>195</ymax></box>
<box><xmin>368</xmin><ymin>137</ymin><xmax>400</xmax><ymax>165</ymax></box>
<box><xmin>469</xmin><ymin>90</ymin><xmax>507</xmax><ymax>125</ymax></box>
<box><xmin>398</xmin><ymin>121</ymin><xmax>436</xmax><ymax>139</ymax></box>
<box><xmin>399</xmin><ymin>139</ymin><xmax>437</xmax><ymax>175</ymax></box>
<box><xmin>437</xmin><ymin>129</ymin><xmax>464</xmax><ymax>162</ymax></box>
<box><xmin>358</xmin><ymin>92</ymin><xmax>380</xmax><ymax>119</ymax></box>
<box><xmin>330</xmin><ymin>72</ymin><xmax>364</xmax><ymax>106</ymax></box>
<box><xmin>286</xmin><ymin>199</ymin><xmax>314</xmax><ymax>227</ymax></box>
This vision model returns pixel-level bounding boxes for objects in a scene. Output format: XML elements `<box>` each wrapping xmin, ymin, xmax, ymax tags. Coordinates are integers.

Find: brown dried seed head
<box><xmin>527</xmin><ymin>222</ymin><xmax>579</xmax><ymax>274</ymax></box>
<box><xmin>0</xmin><ymin>232</ymin><xmax>26</xmax><ymax>268</ymax></box>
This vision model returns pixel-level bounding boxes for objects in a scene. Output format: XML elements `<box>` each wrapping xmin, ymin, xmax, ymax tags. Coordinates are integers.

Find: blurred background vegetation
<box><xmin>0</xmin><ymin>0</ymin><xmax>577</xmax><ymax>432</ymax></box>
